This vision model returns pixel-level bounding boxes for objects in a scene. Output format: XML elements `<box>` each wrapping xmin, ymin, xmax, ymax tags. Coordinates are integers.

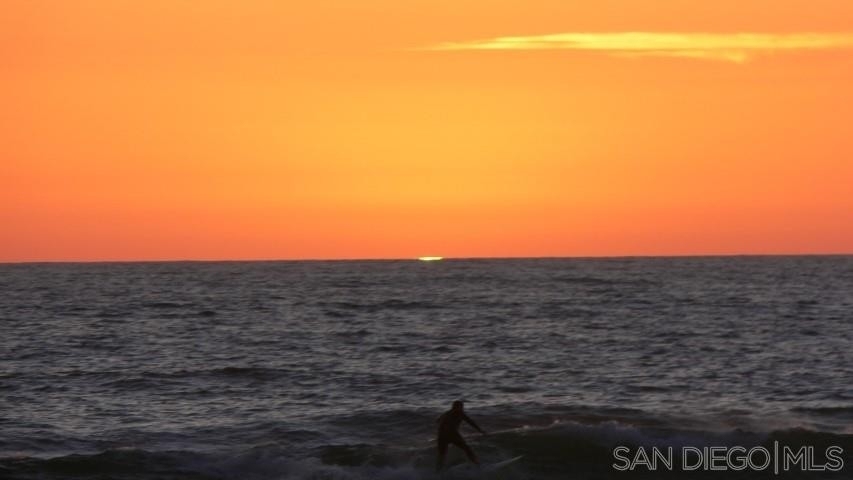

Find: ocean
<box><xmin>1</xmin><ymin>256</ymin><xmax>852</xmax><ymax>479</ymax></box>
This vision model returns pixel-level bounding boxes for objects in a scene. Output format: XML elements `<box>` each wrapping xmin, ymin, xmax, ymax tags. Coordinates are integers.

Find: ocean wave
<box><xmin>321</xmin><ymin>299</ymin><xmax>442</xmax><ymax>314</ymax></box>
<box><xmin>2</xmin><ymin>419</ymin><xmax>852</xmax><ymax>479</ymax></box>
<box><xmin>550</xmin><ymin>273</ymin><xmax>663</xmax><ymax>288</ymax></box>
<box><xmin>792</xmin><ymin>406</ymin><xmax>853</xmax><ymax>416</ymax></box>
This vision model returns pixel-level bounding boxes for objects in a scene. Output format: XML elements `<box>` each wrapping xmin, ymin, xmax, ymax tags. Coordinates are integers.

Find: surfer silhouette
<box><xmin>436</xmin><ymin>400</ymin><xmax>485</xmax><ymax>472</ymax></box>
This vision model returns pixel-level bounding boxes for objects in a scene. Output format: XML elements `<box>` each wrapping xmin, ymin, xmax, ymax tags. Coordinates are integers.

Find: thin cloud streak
<box><xmin>426</xmin><ymin>32</ymin><xmax>853</xmax><ymax>62</ymax></box>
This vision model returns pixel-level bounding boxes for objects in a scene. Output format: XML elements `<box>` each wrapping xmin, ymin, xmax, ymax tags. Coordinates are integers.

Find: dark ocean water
<box><xmin>2</xmin><ymin>257</ymin><xmax>852</xmax><ymax>479</ymax></box>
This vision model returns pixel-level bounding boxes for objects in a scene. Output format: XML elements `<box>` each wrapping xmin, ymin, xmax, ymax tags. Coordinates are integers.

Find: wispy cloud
<box><xmin>426</xmin><ymin>32</ymin><xmax>853</xmax><ymax>62</ymax></box>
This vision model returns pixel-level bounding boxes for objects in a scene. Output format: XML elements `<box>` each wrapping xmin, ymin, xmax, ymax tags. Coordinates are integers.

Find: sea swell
<box><xmin>4</xmin><ymin>258</ymin><xmax>853</xmax><ymax>479</ymax></box>
<box><xmin>3</xmin><ymin>411</ymin><xmax>852</xmax><ymax>479</ymax></box>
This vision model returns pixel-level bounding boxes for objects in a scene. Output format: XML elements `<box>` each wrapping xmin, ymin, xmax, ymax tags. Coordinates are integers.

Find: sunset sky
<box><xmin>3</xmin><ymin>1</ymin><xmax>852</xmax><ymax>261</ymax></box>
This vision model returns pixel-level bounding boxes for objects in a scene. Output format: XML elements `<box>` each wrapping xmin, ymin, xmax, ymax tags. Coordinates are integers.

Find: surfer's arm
<box><xmin>462</xmin><ymin>414</ymin><xmax>485</xmax><ymax>434</ymax></box>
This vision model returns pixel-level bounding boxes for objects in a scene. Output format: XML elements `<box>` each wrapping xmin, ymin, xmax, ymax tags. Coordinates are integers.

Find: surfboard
<box><xmin>484</xmin><ymin>455</ymin><xmax>523</xmax><ymax>471</ymax></box>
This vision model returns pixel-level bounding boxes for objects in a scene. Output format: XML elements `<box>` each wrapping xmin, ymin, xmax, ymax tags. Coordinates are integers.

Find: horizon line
<box><xmin>2</xmin><ymin>252</ymin><xmax>851</xmax><ymax>266</ymax></box>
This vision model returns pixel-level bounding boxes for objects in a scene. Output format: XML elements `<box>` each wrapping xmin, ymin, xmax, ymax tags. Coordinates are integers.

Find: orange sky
<box><xmin>2</xmin><ymin>0</ymin><xmax>852</xmax><ymax>261</ymax></box>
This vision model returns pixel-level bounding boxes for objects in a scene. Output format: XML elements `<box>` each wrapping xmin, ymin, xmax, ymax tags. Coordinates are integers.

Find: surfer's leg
<box><xmin>436</xmin><ymin>437</ymin><xmax>449</xmax><ymax>472</ymax></box>
<box><xmin>453</xmin><ymin>437</ymin><xmax>479</xmax><ymax>465</ymax></box>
